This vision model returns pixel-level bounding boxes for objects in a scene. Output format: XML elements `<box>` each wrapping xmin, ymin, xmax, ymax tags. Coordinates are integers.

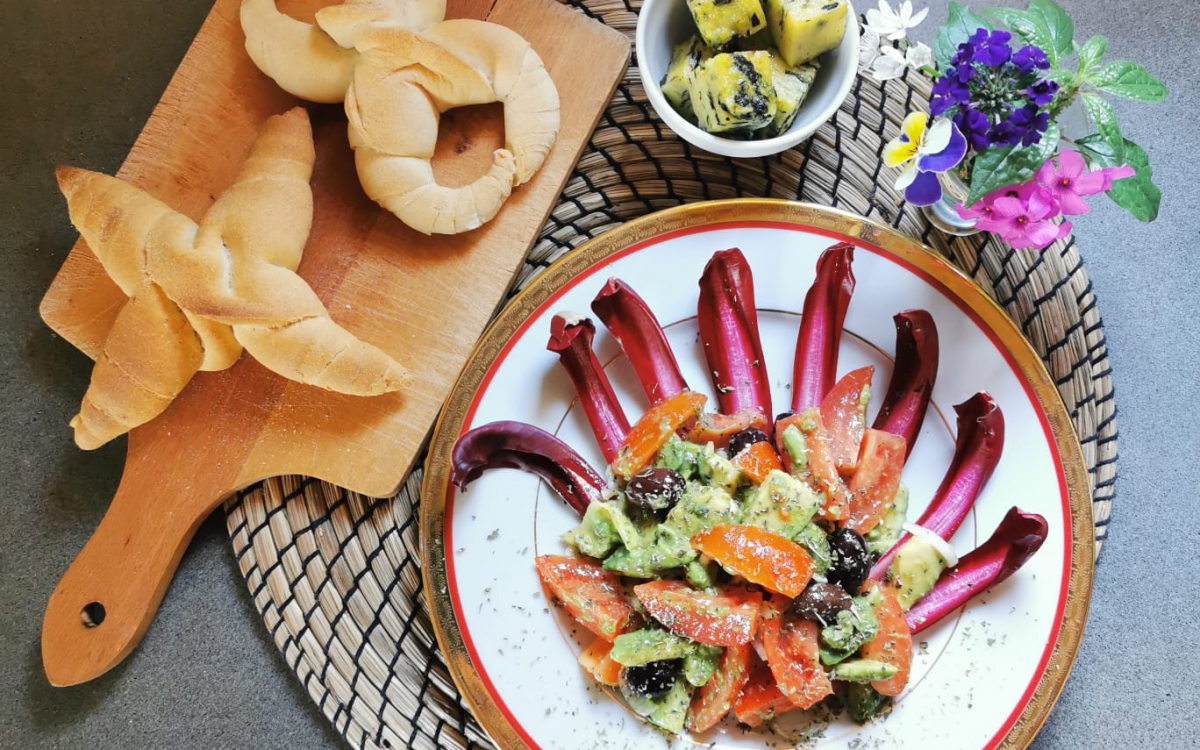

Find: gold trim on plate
<box><xmin>419</xmin><ymin>200</ymin><xmax>1094</xmax><ymax>750</ymax></box>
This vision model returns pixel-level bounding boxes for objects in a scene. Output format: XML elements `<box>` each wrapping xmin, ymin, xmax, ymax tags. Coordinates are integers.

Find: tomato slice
<box><xmin>820</xmin><ymin>366</ymin><xmax>874</xmax><ymax>476</ymax></box>
<box><xmin>688</xmin><ymin>642</ymin><xmax>752</xmax><ymax>733</ymax></box>
<box><xmin>685</xmin><ymin>408</ymin><xmax>770</xmax><ymax>449</ymax></box>
<box><xmin>859</xmin><ymin>586</ymin><xmax>913</xmax><ymax>696</ymax></box>
<box><xmin>761</xmin><ymin>598</ymin><xmax>833</xmax><ymax>709</ymax></box>
<box><xmin>776</xmin><ymin>409</ymin><xmax>850</xmax><ymax>523</ymax></box>
<box><xmin>692</xmin><ymin>524</ymin><xmax>815</xmax><ymax>598</ymax></box>
<box><xmin>612</xmin><ymin>391</ymin><xmax>708</xmax><ymax>480</ymax></box>
<box><xmin>845</xmin><ymin>428</ymin><xmax>907</xmax><ymax>534</ymax></box>
<box><xmin>730</xmin><ymin>441</ymin><xmax>785</xmax><ymax>485</ymax></box>
<box><xmin>732</xmin><ymin>652</ymin><xmax>795</xmax><ymax>727</ymax></box>
<box><xmin>632</xmin><ymin>579</ymin><xmax>762</xmax><ymax>646</ymax></box>
<box><xmin>535</xmin><ymin>555</ymin><xmax>638</xmax><ymax>641</ymax></box>
<box><xmin>578</xmin><ymin>637</ymin><xmax>623</xmax><ymax>686</ymax></box>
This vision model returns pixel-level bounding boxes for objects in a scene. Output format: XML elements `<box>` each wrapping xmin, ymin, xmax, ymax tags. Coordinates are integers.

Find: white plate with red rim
<box><xmin>421</xmin><ymin>200</ymin><xmax>1093</xmax><ymax>750</ymax></box>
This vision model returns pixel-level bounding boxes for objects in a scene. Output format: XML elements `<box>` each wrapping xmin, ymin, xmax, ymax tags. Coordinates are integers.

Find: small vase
<box><xmin>921</xmin><ymin>169</ymin><xmax>980</xmax><ymax>237</ymax></box>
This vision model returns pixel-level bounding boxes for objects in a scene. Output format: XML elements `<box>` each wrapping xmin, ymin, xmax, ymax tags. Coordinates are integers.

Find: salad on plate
<box><xmin>451</xmin><ymin>244</ymin><xmax>1048</xmax><ymax>737</ymax></box>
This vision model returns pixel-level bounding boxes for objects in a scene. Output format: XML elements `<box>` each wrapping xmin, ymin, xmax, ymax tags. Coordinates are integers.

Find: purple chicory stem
<box><xmin>547</xmin><ymin>314</ymin><xmax>630</xmax><ymax>463</ymax></box>
<box><xmin>697</xmin><ymin>248</ymin><xmax>772</xmax><ymax>418</ymax></box>
<box><xmin>906</xmin><ymin>507</ymin><xmax>1048</xmax><ymax>634</ymax></box>
<box><xmin>451</xmin><ymin>421</ymin><xmax>606</xmax><ymax>517</ymax></box>
<box><xmin>873</xmin><ymin>310</ymin><xmax>940</xmax><ymax>460</ymax></box>
<box><xmin>870</xmin><ymin>392</ymin><xmax>1005</xmax><ymax>581</ymax></box>
<box><xmin>591</xmin><ymin>278</ymin><xmax>688</xmax><ymax>405</ymax></box>
<box><xmin>792</xmin><ymin>243</ymin><xmax>856</xmax><ymax>412</ymax></box>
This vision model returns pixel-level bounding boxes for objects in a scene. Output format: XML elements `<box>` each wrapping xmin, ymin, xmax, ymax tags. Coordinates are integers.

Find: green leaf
<box><xmin>1076</xmin><ymin>135</ymin><xmax>1162</xmax><ymax>221</ymax></box>
<box><xmin>1081</xmin><ymin>92</ymin><xmax>1124</xmax><ymax>158</ymax></box>
<box><xmin>935</xmin><ymin>2</ymin><xmax>993</xmax><ymax>69</ymax></box>
<box><xmin>1076</xmin><ymin>35</ymin><xmax>1108</xmax><ymax>75</ymax></box>
<box><xmin>1089</xmin><ymin>60</ymin><xmax>1169</xmax><ymax>102</ymax></box>
<box><xmin>1026</xmin><ymin>0</ymin><xmax>1074</xmax><ymax>61</ymax></box>
<box><xmin>983</xmin><ymin>8</ymin><xmax>1054</xmax><ymax>59</ymax></box>
<box><xmin>966</xmin><ymin>123</ymin><xmax>1061</xmax><ymax>205</ymax></box>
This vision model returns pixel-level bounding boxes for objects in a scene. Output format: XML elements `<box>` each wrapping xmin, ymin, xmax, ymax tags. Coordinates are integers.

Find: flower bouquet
<box><xmin>859</xmin><ymin>0</ymin><xmax>1167</xmax><ymax>249</ymax></box>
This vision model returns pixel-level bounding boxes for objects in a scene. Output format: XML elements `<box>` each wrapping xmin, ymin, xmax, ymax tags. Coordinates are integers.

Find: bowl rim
<box><xmin>635</xmin><ymin>0</ymin><xmax>860</xmax><ymax>158</ymax></box>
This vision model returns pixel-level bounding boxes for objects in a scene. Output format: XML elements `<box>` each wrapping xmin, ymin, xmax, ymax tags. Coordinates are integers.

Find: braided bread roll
<box><xmin>58</xmin><ymin>108</ymin><xmax>410</xmax><ymax>449</ymax></box>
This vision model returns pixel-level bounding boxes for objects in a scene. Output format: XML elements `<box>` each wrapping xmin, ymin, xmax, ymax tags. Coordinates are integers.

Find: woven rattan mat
<box><xmin>222</xmin><ymin>5</ymin><xmax>1117</xmax><ymax>748</ymax></box>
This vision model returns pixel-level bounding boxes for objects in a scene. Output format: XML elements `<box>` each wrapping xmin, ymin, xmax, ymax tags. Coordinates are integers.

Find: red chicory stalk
<box><xmin>870</xmin><ymin>391</ymin><xmax>1005</xmax><ymax>581</ymax></box>
<box><xmin>906</xmin><ymin>507</ymin><xmax>1048</xmax><ymax>634</ymax></box>
<box><xmin>872</xmin><ymin>310</ymin><xmax>940</xmax><ymax>460</ymax></box>
<box><xmin>547</xmin><ymin>314</ymin><xmax>630</xmax><ymax>463</ymax></box>
<box><xmin>451</xmin><ymin>420</ymin><xmax>606</xmax><ymax>517</ymax></box>
<box><xmin>697</xmin><ymin>248</ymin><xmax>772</xmax><ymax>418</ymax></box>
<box><xmin>792</xmin><ymin>243</ymin><xmax>856</xmax><ymax>412</ymax></box>
<box><xmin>591</xmin><ymin>278</ymin><xmax>688</xmax><ymax>405</ymax></box>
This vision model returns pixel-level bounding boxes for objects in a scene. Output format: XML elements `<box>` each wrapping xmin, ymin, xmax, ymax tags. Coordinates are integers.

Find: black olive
<box><xmin>827</xmin><ymin>528</ymin><xmax>871</xmax><ymax>594</ymax></box>
<box><xmin>791</xmin><ymin>582</ymin><xmax>853</xmax><ymax>623</ymax></box>
<box><xmin>626</xmin><ymin>467</ymin><xmax>686</xmax><ymax>511</ymax></box>
<box><xmin>775</xmin><ymin>410</ymin><xmax>795</xmax><ymax>422</ymax></box>
<box><xmin>728</xmin><ymin>427</ymin><xmax>770</xmax><ymax>458</ymax></box>
<box><xmin>623</xmin><ymin>659</ymin><xmax>680</xmax><ymax>699</ymax></box>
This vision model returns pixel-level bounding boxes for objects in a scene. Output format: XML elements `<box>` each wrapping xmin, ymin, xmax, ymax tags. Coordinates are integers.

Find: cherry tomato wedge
<box><xmin>688</xmin><ymin>642</ymin><xmax>752</xmax><ymax>733</ymax></box>
<box><xmin>612</xmin><ymin>391</ymin><xmax>708</xmax><ymax>480</ymax></box>
<box><xmin>685</xmin><ymin>408</ymin><xmax>771</xmax><ymax>449</ymax></box>
<box><xmin>632</xmin><ymin>579</ymin><xmax>762</xmax><ymax>646</ymax></box>
<box><xmin>692</xmin><ymin>525</ymin><xmax>815</xmax><ymax>598</ymax></box>
<box><xmin>535</xmin><ymin>555</ymin><xmax>638</xmax><ymax>641</ymax></box>
<box><xmin>860</xmin><ymin>586</ymin><xmax>913</xmax><ymax>697</ymax></box>
<box><xmin>776</xmin><ymin>409</ymin><xmax>850</xmax><ymax>523</ymax></box>
<box><xmin>730</xmin><ymin>441</ymin><xmax>785</xmax><ymax>485</ymax></box>
<box><xmin>845</xmin><ymin>428</ymin><xmax>907</xmax><ymax>534</ymax></box>
<box><xmin>733</xmin><ymin>652</ymin><xmax>795</xmax><ymax>727</ymax></box>
<box><xmin>577</xmin><ymin>637</ymin><xmax>623</xmax><ymax>686</ymax></box>
<box><xmin>820</xmin><ymin>366</ymin><xmax>874</xmax><ymax>476</ymax></box>
<box><xmin>761</xmin><ymin>598</ymin><xmax>833</xmax><ymax>709</ymax></box>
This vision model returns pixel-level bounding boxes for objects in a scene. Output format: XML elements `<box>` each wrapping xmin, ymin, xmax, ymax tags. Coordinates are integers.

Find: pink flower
<box><xmin>980</xmin><ymin>187</ymin><xmax>1072</xmax><ymax>249</ymax></box>
<box><xmin>1035</xmin><ymin>150</ymin><xmax>1136</xmax><ymax>216</ymax></box>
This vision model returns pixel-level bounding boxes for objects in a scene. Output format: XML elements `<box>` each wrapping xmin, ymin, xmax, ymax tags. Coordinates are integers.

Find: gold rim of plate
<box><xmin>419</xmin><ymin>199</ymin><xmax>1095</xmax><ymax>750</ymax></box>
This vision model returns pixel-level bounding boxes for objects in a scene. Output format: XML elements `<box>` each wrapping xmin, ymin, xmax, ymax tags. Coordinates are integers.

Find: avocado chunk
<box><xmin>665</xmin><ymin>484</ymin><xmax>741</xmax><ymax>539</ymax></box>
<box><xmin>683</xmin><ymin>645</ymin><xmax>724</xmax><ymax>687</ymax></box>
<box><xmin>740</xmin><ymin>469</ymin><xmax>821</xmax><ymax>538</ymax></box>
<box><xmin>686</xmin><ymin>0</ymin><xmax>768</xmax><ymax>49</ymax></box>
<box><xmin>565</xmin><ymin>499</ymin><xmax>644</xmax><ymax>558</ymax></box>
<box><xmin>864</xmin><ymin>484</ymin><xmax>909</xmax><ymax>557</ymax></box>
<box><xmin>656</xmin><ymin>436</ymin><xmax>712</xmax><ymax>482</ymax></box>
<box><xmin>847</xmin><ymin>682</ymin><xmax>893</xmax><ymax>724</ymax></box>
<box><xmin>829</xmin><ymin>659</ymin><xmax>899</xmax><ymax>683</ymax></box>
<box><xmin>689</xmin><ymin>51</ymin><xmax>777</xmax><ymax>135</ymax></box>
<box><xmin>685</xmin><ymin>558</ymin><xmax>717</xmax><ymax>590</ymax></box>
<box><xmin>779</xmin><ymin>423</ymin><xmax>808</xmax><ymax>473</ymax></box>
<box><xmin>887</xmin><ymin>535</ymin><xmax>948</xmax><ymax>610</ymax></box>
<box><xmin>794</xmin><ymin>522</ymin><xmax>832</xmax><ymax>575</ymax></box>
<box><xmin>610</xmin><ymin>628</ymin><xmax>695</xmax><ymax>666</ymax></box>
<box><xmin>703</xmin><ymin>444</ymin><xmax>744</xmax><ymax>495</ymax></box>
<box><xmin>604</xmin><ymin>524</ymin><xmax>697</xmax><ymax>578</ymax></box>
<box><xmin>819</xmin><ymin>596</ymin><xmax>879</xmax><ymax>665</ymax></box>
<box><xmin>622</xmin><ymin>676</ymin><xmax>692</xmax><ymax>734</ymax></box>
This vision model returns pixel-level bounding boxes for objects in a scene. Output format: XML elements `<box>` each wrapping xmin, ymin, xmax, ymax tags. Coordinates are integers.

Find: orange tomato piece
<box><xmin>859</xmin><ymin>586</ymin><xmax>913</xmax><ymax>697</ymax></box>
<box><xmin>535</xmin><ymin>555</ymin><xmax>638</xmax><ymax>642</ymax></box>
<box><xmin>730</xmin><ymin>441</ymin><xmax>785</xmax><ymax>485</ymax></box>
<box><xmin>845</xmin><ymin>429</ymin><xmax>907</xmax><ymax>534</ymax></box>
<box><xmin>685</xmin><ymin>408</ymin><xmax>770</xmax><ymax>449</ymax></box>
<box><xmin>692</xmin><ymin>525</ymin><xmax>815</xmax><ymax>598</ymax></box>
<box><xmin>577</xmin><ymin>637</ymin><xmax>623</xmax><ymax>686</ymax></box>
<box><xmin>688</xmin><ymin>642</ymin><xmax>753</xmax><ymax>733</ymax></box>
<box><xmin>761</xmin><ymin>598</ymin><xmax>834</xmax><ymax>709</ymax></box>
<box><xmin>632</xmin><ymin>579</ymin><xmax>762</xmax><ymax>646</ymax></box>
<box><xmin>732</xmin><ymin>652</ymin><xmax>796</xmax><ymax>727</ymax></box>
<box><xmin>820</xmin><ymin>366</ymin><xmax>874</xmax><ymax>476</ymax></box>
<box><xmin>775</xmin><ymin>409</ymin><xmax>850</xmax><ymax>523</ymax></box>
<box><xmin>612</xmin><ymin>391</ymin><xmax>708</xmax><ymax>480</ymax></box>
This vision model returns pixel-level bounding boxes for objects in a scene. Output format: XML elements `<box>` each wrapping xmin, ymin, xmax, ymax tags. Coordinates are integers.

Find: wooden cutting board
<box><xmin>39</xmin><ymin>0</ymin><xmax>627</xmax><ymax>687</ymax></box>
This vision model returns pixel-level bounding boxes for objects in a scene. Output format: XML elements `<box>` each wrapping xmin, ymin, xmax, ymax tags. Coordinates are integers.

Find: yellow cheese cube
<box><xmin>764</xmin><ymin>0</ymin><xmax>847</xmax><ymax>67</ymax></box>
<box><xmin>763</xmin><ymin>49</ymin><xmax>819</xmax><ymax>136</ymax></box>
<box><xmin>689</xmin><ymin>51</ymin><xmax>777</xmax><ymax>134</ymax></box>
<box><xmin>686</xmin><ymin>0</ymin><xmax>768</xmax><ymax>49</ymax></box>
<box><xmin>660</xmin><ymin>36</ymin><xmax>715</xmax><ymax>121</ymax></box>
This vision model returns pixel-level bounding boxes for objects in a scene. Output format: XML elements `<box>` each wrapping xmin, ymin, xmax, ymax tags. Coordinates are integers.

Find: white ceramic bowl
<box><xmin>636</xmin><ymin>0</ymin><xmax>859</xmax><ymax>158</ymax></box>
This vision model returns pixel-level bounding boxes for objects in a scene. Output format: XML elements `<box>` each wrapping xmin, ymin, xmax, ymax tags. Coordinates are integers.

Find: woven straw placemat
<box><xmin>222</xmin><ymin>4</ymin><xmax>1117</xmax><ymax>748</ymax></box>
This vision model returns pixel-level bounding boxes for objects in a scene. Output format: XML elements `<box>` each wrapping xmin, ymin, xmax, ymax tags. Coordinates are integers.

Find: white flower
<box><xmin>871</xmin><ymin>46</ymin><xmax>908</xmax><ymax>80</ymax></box>
<box><xmin>864</xmin><ymin>0</ymin><xmax>930</xmax><ymax>42</ymax></box>
<box><xmin>906</xmin><ymin>41</ymin><xmax>934</xmax><ymax>70</ymax></box>
<box><xmin>858</xmin><ymin>26</ymin><xmax>882</xmax><ymax>71</ymax></box>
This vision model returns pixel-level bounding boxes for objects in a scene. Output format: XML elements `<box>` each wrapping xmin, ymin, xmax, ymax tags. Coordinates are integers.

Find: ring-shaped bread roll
<box><xmin>345</xmin><ymin>20</ymin><xmax>561</xmax><ymax>235</ymax></box>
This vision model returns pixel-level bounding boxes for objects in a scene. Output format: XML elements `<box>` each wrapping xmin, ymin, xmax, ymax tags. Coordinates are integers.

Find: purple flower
<box><xmin>1012</xmin><ymin>45</ymin><xmax>1051</xmax><ymax>74</ymax></box>
<box><xmin>982</xmin><ymin>189</ymin><xmax>1071</xmax><ymax>249</ymax></box>
<box><xmin>973</xmin><ymin>29</ymin><xmax>1013</xmax><ymax>66</ymax></box>
<box><xmin>1027</xmin><ymin>79</ymin><xmax>1059</xmax><ymax>107</ymax></box>
<box><xmin>931</xmin><ymin>74</ymin><xmax>970</xmax><ymax>115</ymax></box>
<box><xmin>952</xmin><ymin>41</ymin><xmax>976</xmax><ymax>66</ymax></box>
<box><xmin>994</xmin><ymin>105</ymin><xmax>1048</xmax><ymax>147</ymax></box>
<box><xmin>954</xmin><ymin>107</ymin><xmax>992</xmax><ymax>150</ymax></box>
<box><xmin>955</xmin><ymin>63</ymin><xmax>976</xmax><ymax>83</ymax></box>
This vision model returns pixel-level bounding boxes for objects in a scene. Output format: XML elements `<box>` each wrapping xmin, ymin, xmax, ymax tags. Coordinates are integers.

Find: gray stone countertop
<box><xmin>2</xmin><ymin>0</ymin><xmax>1197</xmax><ymax>747</ymax></box>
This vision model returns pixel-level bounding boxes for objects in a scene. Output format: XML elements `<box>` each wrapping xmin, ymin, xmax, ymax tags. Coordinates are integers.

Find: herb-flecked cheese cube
<box><xmin>660</xmin><ymin>35</ymin><xmax>715</xmax><ymax>121</ymax></box>
<box><xmin>762</xmin><ymin>50</ymin><xmax>819</xmax><ymax>136</ymax></box>
<box><xmin>764</xmin><ymin>0</ymin><xmax>847</xmax><ymax>67</ymax></box>
<box><xmin>686</xmin><ymin>0</ymin><xmax>768</xmax><ymax>49</ymax></box>
<box><xmin>689</xmin><ymin>51</ymin><xmax>777</xmax><ymax>134</ymax></box>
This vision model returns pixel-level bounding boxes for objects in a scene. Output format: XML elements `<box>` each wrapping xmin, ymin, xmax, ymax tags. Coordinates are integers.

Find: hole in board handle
<box><xmin>81</xmin><ymin>602</ymin><xmax>106</xmax><ymax>628</ymax></box>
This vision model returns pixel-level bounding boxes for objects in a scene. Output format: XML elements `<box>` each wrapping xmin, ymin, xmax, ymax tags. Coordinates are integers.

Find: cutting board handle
<box><xmin>41</xmin><ymin>467</ymin><xmax>217</xmax><ymax>687</ymax></box>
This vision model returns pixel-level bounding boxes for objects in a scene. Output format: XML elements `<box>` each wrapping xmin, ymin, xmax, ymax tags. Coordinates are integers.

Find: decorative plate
<box><xmin>420</xmin><ymin>200</ymin><xmax>1092</xmax><ymax>750</ymax></box>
